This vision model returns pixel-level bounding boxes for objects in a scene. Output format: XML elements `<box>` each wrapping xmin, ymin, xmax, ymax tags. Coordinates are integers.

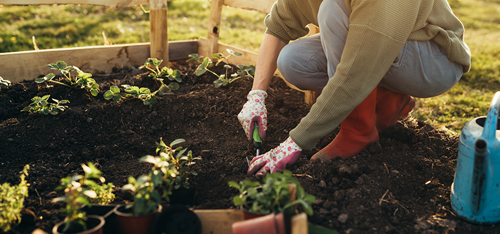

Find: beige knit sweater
<box><xmin>264</xmin><ymin>0</ymin><xmax>471</xmax><ymax>149</ymax></box>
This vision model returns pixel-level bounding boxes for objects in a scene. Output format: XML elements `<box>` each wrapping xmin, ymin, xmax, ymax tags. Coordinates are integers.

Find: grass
<box><xmin>1</xmin><ymin>0</ymin><xmax>499</xmax><ymax>135</ymax></box>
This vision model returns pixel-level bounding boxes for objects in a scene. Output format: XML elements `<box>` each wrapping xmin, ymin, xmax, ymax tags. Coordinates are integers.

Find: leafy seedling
<box><xmin>187</xmin><ymin>49</ymin><xmax>255</xmax><ymax>88</ymax></box>
<box><xmin>52</xmin><ymin>163</ymin><xmax>114</xmax><ymax>233</ymax></box>
<box><xmin>36</xmin><ymin>61</ymin><xmax>100</xmax><ymax>96</ymax></box>
<box><xmin>0</xmin><ymin>165</ymin><xmax>29</xmax><ymax>233</ymax></box>
<box><xmin>139</xmin><ymin>58</ymin><xmax>182</xmax><ymax>92</ymax></box>
<box><xmin>228</xmin><ymin>170</ymin><xmax>316</xmax><ymax>216</ymax></box>
<box><xmin>103</xmin><ymin>85</ymin><xmax>122</xmax><ymax>102</ymax></box>
<box><xmin>22</xmin><ymin>95</ymin><xmax>69</xmax><ymax>115</ymax></box>
<box><xmin>122</xmin><ymin>85</ymin><xmax>157</xmax><ymax>109</ymax></box>
<box><xmin>0</xmin><ymin>76</ymin><xmax>11</xmax><ymax>87</ymax></box>
<box><xmin>121</xmin><ymin>175</ymin><xmax>161</xmax><ymax>216</ymax></box>
<box><xmin>140</xmin><ymin>138</ymin><xmax>200</xmax><ymax>202</ymax></box>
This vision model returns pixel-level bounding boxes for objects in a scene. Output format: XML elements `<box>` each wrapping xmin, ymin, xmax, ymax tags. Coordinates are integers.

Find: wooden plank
<box><xmin>194</xmin><ymin>209</ymin><xmax>244</xmax><ymax>234</ymax></box>
<box><xmin>0</xmin><ymin>0</ymin><xmax>149</xmax><ymax>8</ymax></box>
<box><xmin>0</xmin><ymin>41</ymin><xmax>198</xmax><ymax>83</ymax></box>
<box><xmin>205</xmin><ymin>0</ymin><xmax>224</xmax><ymax>57</ymax></box>
<box><xmin>291</xmin><ymin>213</ymin><xmax>309</xmax><ymax>234</ymax></box>
<box><xmin>207</xmin><ymin>0</ymin><xmax>275</xmax><ymax>14</ymax></box>
<box><xmin>149</xmin><ymin>0</ymin><xmax>169</xmax><ymax>63</ymax></box>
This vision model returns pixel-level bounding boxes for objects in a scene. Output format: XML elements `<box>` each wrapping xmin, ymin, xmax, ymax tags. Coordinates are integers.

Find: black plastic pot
<box><xmin>152</xmin><ymin>204</ymin><xmax>202</xmax><ymax>234</ymax></box>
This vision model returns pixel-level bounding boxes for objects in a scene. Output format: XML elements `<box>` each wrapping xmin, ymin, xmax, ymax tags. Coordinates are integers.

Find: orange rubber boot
<box><xmin>310</xmin><ymin>88</ymin><xmax>379</xmax><ymax>161</ymax></box>
<box><xmin>375</xmin><ymin>87</ymin><xmax>415</xmax><ymax>132</ymax></box>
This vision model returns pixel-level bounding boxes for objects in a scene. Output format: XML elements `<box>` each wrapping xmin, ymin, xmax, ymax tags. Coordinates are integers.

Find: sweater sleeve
<box><xmin>289</xmin><ymin>0</ymin><xmax>427</xmax><ymax>149</ymax></box>
<box><xmin>264</xmin><ymin>0</ymin><xmax>321</xmax><ymax>43</ymax></box>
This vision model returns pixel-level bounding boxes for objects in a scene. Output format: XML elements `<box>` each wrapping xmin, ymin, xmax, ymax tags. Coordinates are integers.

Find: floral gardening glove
<box><xmin>237</xmin><ymin>90</ymin><xmax>268</xmax><ymax>140</ymax></box>
<box><xmin>247</xmin><ymin>136</ymin><xmax>302</xmax><ymax>176</ymax></box>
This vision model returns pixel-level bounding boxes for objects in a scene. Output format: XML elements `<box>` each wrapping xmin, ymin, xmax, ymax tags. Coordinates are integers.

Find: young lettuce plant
<box><xmin>52</xmin><ymin>163</ymin><xmax>114</xmax><ymax>233</ymax></box>
<box><xmin>36</xmin><ymin>61</ymin><xmax>100</xmax><ymax>96</ymax></box>
<box><xmin>187</xmin><ymin>49</ymin><xmax>255</xmax><ymax>88</ymax></box>
<box><xmin>140</xmin><ymin>138</ymin><xmax>200</xmax><ymax>202</ymax></box>
<box><xmin>228</xmin><ymin>170</ymin><xmax>316</xmax><ymax>216</ymax></box>
<box><xmin>22</xmin><ymin>95</ymin><xmax>69</xmax><ymax>115</ymax></box>
<box><xmin>0</xmin><ymin>76</ymin><xmax>11</xmax><ymax>87</ymax></box>
<box><xmin>0</xmin><ymin>165</ymin><xmax>29</xmax><ymax>233</ymax></box>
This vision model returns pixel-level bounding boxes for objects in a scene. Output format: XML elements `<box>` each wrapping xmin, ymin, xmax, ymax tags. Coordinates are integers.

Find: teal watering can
<box><xmin>451</xmin><ymin>91</ymin><xmax>500</xmax><ymax>224</ymax></box>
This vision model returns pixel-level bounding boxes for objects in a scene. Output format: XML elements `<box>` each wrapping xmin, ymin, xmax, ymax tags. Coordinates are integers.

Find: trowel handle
<box><xmin>482</xmin><ymin>91</ymin><xmax>500</xmax><ymax>140</ymax></box>
<box><xmin>252</xmin><ymin>121</ymin><xmax>262</xmax><ymax>149</ymax></box>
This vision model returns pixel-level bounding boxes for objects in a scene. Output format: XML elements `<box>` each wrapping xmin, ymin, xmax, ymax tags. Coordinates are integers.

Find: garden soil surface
<box><xmin>1</xmin><ymin>60</ymin><xmax>499</xmax><ymax>234</ymax></box>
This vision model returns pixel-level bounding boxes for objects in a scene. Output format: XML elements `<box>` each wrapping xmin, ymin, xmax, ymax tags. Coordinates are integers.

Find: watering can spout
<box><xmin>472</xmin><ymin>139</ymin><xmax>488</xmax><ymax>215</ymax></box>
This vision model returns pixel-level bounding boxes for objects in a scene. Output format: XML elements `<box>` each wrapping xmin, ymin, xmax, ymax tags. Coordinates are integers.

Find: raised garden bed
<box><xmin>1</xmin><ymin>60</ymin><xmax>499</xmax><ymax>234</ymax></box>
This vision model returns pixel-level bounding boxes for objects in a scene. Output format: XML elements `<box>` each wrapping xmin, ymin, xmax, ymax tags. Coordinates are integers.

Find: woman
<box><xmin>237</xmin><ymin>0</ymin><xmax>470</xmax><ymax>176</ymax></box>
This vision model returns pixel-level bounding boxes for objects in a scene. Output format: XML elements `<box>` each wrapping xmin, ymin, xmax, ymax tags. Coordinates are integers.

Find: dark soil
<box><xmin>0</xmin><ymin>60</ymin><xmax>498</xmax><ymax>234</ymax></box>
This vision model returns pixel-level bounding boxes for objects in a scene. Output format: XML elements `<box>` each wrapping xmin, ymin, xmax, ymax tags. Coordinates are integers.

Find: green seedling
<box><xmin>187</xmin><ymin>49</ymin><xmax>255</xmax><ymax>88</ymax></box>
<box><xmin>140</xmin><ymin>138</ymin><xmax>200</xmax><ymax>202</ymax></box>
<box><xmin>22</xmin><ymin>95</ymin><xmax>69</xmax><ymax>115</ymax></box>
<box><xmin>228</xmin><ymin>170</ymin><xmax>316</xmax><ymax>216</ymax></box>
<box><xmin>52</xmin><ymin>163</ymin><xmax>114</xmax><ymax>233</ymax></box>
<box><xmin>0</xmin><ymin>165</ymin><xmax>29</xmax><ymax>233</ymax></box>
<box><xmin>139</xmin><ymin>58</ymin><xmax>182</xmax><ymax>92</ymax></box>
<box><xmin>0</xmin><ymin>76</ymin><xmax>11</xmax><ymax>87</ymax></box>
<box><xmin>36</xmin><ymin>61</ymin><xmax>100</xmax><ymax>96</ymax></box>
<box><xmin>121</xmin><ymin>85</ymin><xmax>157</xmax><ymax>109</ymax></box>
<box><xmin>103</xmin><ymin>85</ymin><xmax>122</xmax><ymax>103</ymax></box>
<box><xmin>121</xmin><ymin>174</ymin><xmax>162</xmax><ymax>216</ymax></box>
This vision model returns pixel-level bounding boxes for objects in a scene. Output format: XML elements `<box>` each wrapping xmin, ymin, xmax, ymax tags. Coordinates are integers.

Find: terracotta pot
<box><xmin>114</xmin><ymin>204</ymin><xmax>161</xmax><ymax>234</ymax></box>
<box><xmin>52</xmin><ymin>215</ymin><xmax>105</xmax><ymax>234</ymax></box>
<box><xmin>152</xmin><ymin>204</ymin><xmax>202</xmax><ymax>234</ymax></box>
<box><xmin>232</xmin><ymin>212</ymin><xmax>286</xmax><ymax>234</ymax></box>
<box><xmin>242</xmin><ymin>210</ymin><xmax>268</xmax><ymax>220</ymax></box>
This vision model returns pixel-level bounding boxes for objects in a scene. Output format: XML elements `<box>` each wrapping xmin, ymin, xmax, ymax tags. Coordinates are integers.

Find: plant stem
<box><xmin>49</xmin><ymin>80</ymin><xmax>72</xmax><ymax>88</ymax></box>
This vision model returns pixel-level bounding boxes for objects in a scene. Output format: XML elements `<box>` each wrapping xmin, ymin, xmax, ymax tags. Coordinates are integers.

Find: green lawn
<box><xmin>1</xmin><ymin>0</ymin><xmax>499</xmax><ymax>134</ymax></box>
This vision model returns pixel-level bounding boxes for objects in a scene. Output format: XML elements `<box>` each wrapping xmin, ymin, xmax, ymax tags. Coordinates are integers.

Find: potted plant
<box><xmin>229</xmin><ymin>170</ymin><xmax>316</xmax><ymax>234</ymax></box>
<box><xmin>229</xmin><ymin>170</ymin><xmax>316</xmax><ymax>217</ymax></box>
<box><xmin>116</xmin><ymin>138</ymin><xmax>199</xmax><ymax>234</ymax></box>
<box><xmin>0</xmin><ymin>165</ymin><xmax>29</xmax><ymax>233</ymax></box>
<box><xmin>52</xmin><ymin>162</ymin><xmax>114</xmax><ymax>234</ymax></box>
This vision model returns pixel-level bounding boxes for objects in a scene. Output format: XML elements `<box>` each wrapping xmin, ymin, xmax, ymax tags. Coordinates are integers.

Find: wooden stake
<box><xmin>205</xmin><ymin>0</ymin><xmax>224</xmax><ymax>57</ymax></box>
<box><xmin>149</xmin><ymin>0</ymin><xmax>169</xmax><ymax>63</ymax></box>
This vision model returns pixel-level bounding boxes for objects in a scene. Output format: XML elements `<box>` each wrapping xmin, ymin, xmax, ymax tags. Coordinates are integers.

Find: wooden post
<box><xmin>205</xmin><ymin>0</ymin><xmax>224</xmax><ymax>57</ymax></box>
<box><xmin>150</xmin><ymin>0</ymin><xmax>169</xmax><ymax>63</ymax></box>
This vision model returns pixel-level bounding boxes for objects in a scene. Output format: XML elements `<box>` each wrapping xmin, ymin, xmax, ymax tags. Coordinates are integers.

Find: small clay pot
<box><xmin>52</xmin><ymin>215</ymin><xmax>105</xmax><ymax>234</ymax></box>
<box><xmin>232</xmin><ymin>212</ymin><xmax>286</xmax><ymax>234</ymax></box>
<box><xmin>114</xmin><ymin>204</ymin><xmax>161</xmax><ymax>234</ymax></box>
<box><xmin>242</xmin><ymin>210</ymin><xmax>268</xmax><ymax>220</ymax></box>
<box><xmin>80</xmin><ymin>205</ymin><xmax>119</xmax><ymax>234</ymax></box>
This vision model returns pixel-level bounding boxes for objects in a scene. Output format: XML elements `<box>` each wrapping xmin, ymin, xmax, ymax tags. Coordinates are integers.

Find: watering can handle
<box><xmin>481</xmin><ymin>91</ymin><xmax>500</xmax><ymax>140</ymax></box>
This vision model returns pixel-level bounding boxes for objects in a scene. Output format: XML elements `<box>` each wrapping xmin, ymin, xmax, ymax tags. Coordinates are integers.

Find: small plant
<box><xmin>187</xmin><ymin>49</ymin><xmax>255</xmax><ymax>88</ymax></box>
<box><xmin>0</xmin><ymin>76</ymin><xmax>11</xmax><ymax>87</ymax></box>
<box><xmin>140</xmin><ymin>138</ymin><xmax>200</xmax><ymax>202</ymax></box>
<box><xmin>121</xmin><ymin>85</ymin><xmax>158</xmax><ymax>109</ymax></box>
<box><xmin>0</xmin><ymin>165</ymin><xmax>29</xmax><ymax>233</ymax></box>
<box><xmin>22</xmin><ymin>95</ymin><xmax>69</xmax><ymax>115</ymax></box>
<box><xmin>103</xmin><ymin>85</ymin><xmax>122</xmax><ymax>103</ymax></box>
<box><xmin>121</xmin><ymin>174</ymin><xmax>161</xmax><ymax>216</ymax></box>
<box><xmin>228</xmin><ymin>170</ymin><xmax>316</xmax><ymax>216</ymax></box>
<box><xmin>139</xmin><ymin>58</ymin><xmax>182</xmax><ymax>89</ymax></box>
<box><xmin>52</xmin><ymin>162</ymin><xmax>114</xmax><ymax>233</ymax></box>
<box><xmin>36</xmin><ymin>61</ymin><xmax>100</xmax><ymax>96</ymax></box>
